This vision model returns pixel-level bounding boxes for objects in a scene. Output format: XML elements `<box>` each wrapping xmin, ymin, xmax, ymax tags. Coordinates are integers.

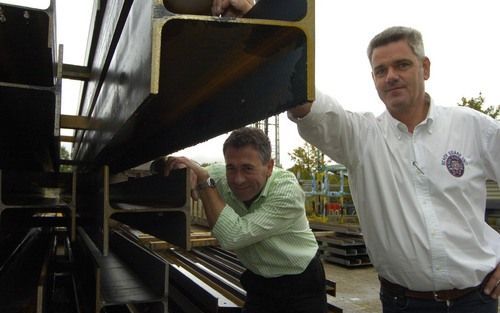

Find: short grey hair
<box><xmin>223</xmin><ymin>127</ymin><xmax>272</xmax><ymax>164</ymax></box>
<box><xmin>367</xmin><ymin>26</ymin><xmax>425</xmax><ymax>62</ymax></box>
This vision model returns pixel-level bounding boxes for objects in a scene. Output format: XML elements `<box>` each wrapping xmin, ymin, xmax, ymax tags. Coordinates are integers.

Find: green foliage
<box><xmin>59</xmin><ymin>146</ymin><xmax>72</xmax><ymax>173</ymax></box>
<box><xmin>458</xmin><ymin>92</ymin><xmax>500</xmax><ymax>120</ymax></box>
<box><xmin>288</xmin><ymin>142</ymin><xmax>326</xmax><ymax>178</ymax></box>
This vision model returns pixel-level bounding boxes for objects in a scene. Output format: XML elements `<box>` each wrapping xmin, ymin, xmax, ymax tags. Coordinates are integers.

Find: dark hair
<box><xmin>367</xmin><ymin>26</ymin><xmax>425</xmax><ymax>62</ymax></box>
<box><xmin>223</xmin><ymin>127</ymin><xmax>271</xmax><ymax>163</ymax></box>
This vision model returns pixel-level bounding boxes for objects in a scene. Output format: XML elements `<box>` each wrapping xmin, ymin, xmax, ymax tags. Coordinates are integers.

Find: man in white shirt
<box><xmin>289</xmin><ymin>26</ymin><xmax>500</xmax><ymax>312</ymax></box>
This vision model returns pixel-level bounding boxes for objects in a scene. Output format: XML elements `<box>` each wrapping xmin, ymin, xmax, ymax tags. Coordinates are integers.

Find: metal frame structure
<box><xmin>0</xmin><ymin>0</ymin><xmax>317</xmax><ymax>311</ymax></box>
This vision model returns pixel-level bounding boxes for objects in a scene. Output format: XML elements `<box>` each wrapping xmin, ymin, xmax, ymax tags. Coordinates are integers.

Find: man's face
<box><xmin>371</xmin><ymin>40</ymin><xmax>430</xmax><ymax>117</ymax></box>
<box><xmin>224</xmin><ymin>145</ymin><xmax>273</xmax><ymax>202</ymax></box>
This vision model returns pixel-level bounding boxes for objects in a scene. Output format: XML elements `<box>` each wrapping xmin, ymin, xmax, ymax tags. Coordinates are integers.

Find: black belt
<box><xmin>379</xmin><ymin>276</ymin><xmax>484</xmax><ymax>302</ymax></box>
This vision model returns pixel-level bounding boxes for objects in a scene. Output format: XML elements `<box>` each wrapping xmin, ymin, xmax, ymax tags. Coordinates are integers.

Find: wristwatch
<box><xmin>196</xmin><ymin>177</ymin><xmax>216</xmax><ymax>192</ymax></box>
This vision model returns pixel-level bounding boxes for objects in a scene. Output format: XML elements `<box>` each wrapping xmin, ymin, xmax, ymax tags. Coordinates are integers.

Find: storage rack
<box><xmin>311</xmin><ymin>222</ymin><xmax>371</xmax><ymax>267</ymax></box>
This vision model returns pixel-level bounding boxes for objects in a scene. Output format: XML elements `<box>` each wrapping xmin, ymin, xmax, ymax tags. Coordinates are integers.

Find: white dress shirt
<box><xmin>290</xmin><ymin>91</ymin><xmax>500</xmax><ymax>291</ymax></box>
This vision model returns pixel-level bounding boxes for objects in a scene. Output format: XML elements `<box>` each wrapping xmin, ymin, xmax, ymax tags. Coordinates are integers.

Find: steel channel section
<box><xmin>200</xmin><ymin>246</ymin><xmax>243</xmax><ymax>268</ymax></box>
<box><xmin>76</xmin><ymin>0</ymin><xmax>132</xmax><ymax>119</ymax></box>
<box><xmin>76</xmin><ymin>227</ymin><xmax>167</xmax><ymax>312</ymax></box>
<box><xmin>77</xmin><ymin>226</ymin><xmax>241</xmax><ymax>313</ymax></box>
<box><xmin>73</xmin><ymin>0</ymin><xmax>133</xmax><ymax>158</ymax></box>
<box><xmin>168</xmin><ymin>249</ymin><xmax>245</xmax><ymax>309</ymax></box>
<box><xmin>75</xmin><ymin>167</ymin><xmax>107</xmax><ymax>255</ymax></box>
<box><xmin>74</xmin><ymin>227</ymin><xmax>101</xmax><ymax>313</ymax></box>
<box><xmin>110</xmin><ymin>230</ymin><xmax>168</xmax><ymax>301</ymax></box>
<box><xmin>0</xmin><ymin>228</ymin><xmax>52</xmax><ymax>312</ymax></box>
<box><xmin>0</xmin><ymin>170</ymin><xmax>72</xmax><ymax>206</ymax></box>
<box><xmin>0</xmin><ymin>1</ymin><xmax>57</xmax><ymax>87</ymax></box>
<box><xmin>0</xmin><ymin>1</ymin><xmax>60</xmax><ymax>172</ymax></box>
<box><xmin>74</xmin><ymin>0</ymin><xmax>314</xmax><ymax>173</ymax></box>
<box><xmin>76</xmin><ymin>166</ymin><xmax>191</xmax><ymax>256</ymax></box>
<box><xmin>108</xmin><ymin>167</ymin><xmax>191</xmax><ymax>252</ymax></box>
<box><xmin>0</xmin><ymin>170</ymin><xmax>72</xmax><ymax>233</ymax></box>
<box><xmin>168</xmin><ymin>262</ymin><xmax>241</xmax><ymax>313</ymax></box>
<box><xmin>192</xmin><ymin>248</ymin><xmax>244</xmax><ymax>279</ymax></box>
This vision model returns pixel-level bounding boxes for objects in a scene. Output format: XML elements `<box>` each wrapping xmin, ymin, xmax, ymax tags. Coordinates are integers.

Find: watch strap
<box><xmin>196</xmin><ymin>177</ymin><xmax>216</xmax><ymax>191</ymax></box>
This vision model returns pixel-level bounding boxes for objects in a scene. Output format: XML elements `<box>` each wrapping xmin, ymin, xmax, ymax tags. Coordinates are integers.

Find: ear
<box><xmin>422</xmin><ymin>57</ymin><xmax>431</xmax><ymax>80</ymax></box>
<box><xmin>266</xmin><ymin>159</ymin><xmax>274</xmax><ymax>177</ymax></box>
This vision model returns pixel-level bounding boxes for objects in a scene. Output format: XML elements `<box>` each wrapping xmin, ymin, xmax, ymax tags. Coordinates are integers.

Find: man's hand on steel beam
<box><xmin>211</xmin><ymin>0</ymin><xmax>254</xmax><ymax>17</ymax></box>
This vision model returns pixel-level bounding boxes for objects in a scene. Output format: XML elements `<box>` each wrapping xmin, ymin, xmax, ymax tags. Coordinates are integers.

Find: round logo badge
<box><xmin>445</xmin><ymin>155</ymin><xmax>465</xmax><ymax>177</ymax></box>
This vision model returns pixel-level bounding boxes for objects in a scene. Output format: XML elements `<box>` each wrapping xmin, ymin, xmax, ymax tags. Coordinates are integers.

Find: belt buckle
<box><xmin>433</xmin><ymin>292</ymin><xmax>451</xmax><ymax>306</ymax></box>
<box><xmin>433</xmin><ymin>291</ymin><xmax>445</xmax><ymax>302</ymax></box>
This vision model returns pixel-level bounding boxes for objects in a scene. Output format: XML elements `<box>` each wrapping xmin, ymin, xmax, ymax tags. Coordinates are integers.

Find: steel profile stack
<box><xmin>76</xmin><ymin>166</ymin><xmax>192</xmax><ymax>256</ymax></box>
<box><xmin>0</xmin><ymin>0</ymin><xmax>316</xmax><ymax>311</ymax></box>
<box><xmin>72</xmin><ymin>0</ymin><xmax>315</xmax><ymax>173</ymax></box>
<box><xmin>0</xmin><ymin>0</ymin><xmax>74</xmax><ymax>260</ymax></box>
<box><xmin>0</xmin><ymin>0</ymin><xmax>60</xmax><ymax>172</ymax></box>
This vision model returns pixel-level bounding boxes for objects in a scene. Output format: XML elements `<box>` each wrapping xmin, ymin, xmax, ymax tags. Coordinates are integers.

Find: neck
<box><xmin>395</xmin><ymin>93</ymin><xmax>430</xmax><ymax>133</ymax></box>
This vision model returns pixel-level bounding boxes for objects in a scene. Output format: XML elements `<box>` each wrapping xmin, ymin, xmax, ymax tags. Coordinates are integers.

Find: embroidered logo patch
<box><xmin>441</xmin><ymin>151</ymin><xmax>467</xmax><ymax>177</ymax></box>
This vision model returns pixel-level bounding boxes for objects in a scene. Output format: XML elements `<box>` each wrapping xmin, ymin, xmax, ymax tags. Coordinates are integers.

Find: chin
<box><xmin>386</xmin><ymin>99</ymin><xmax>407</xmax><ymax>110</ymax></box>
<box><xmin>237</xmin><ymin>192</ymin><xmax>256</xmax><ymax>202</ymax></box>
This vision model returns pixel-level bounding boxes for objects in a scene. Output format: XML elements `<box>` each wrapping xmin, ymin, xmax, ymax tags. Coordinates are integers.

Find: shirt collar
<box><xmin>383</xmin><ymin>93</ymin><xmax>436</xmax><ymax>139</ymax></box>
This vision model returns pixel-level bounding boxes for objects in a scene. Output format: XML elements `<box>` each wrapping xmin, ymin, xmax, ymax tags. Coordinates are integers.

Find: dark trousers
<box><xmin>380</xmin><ymin>284</ymin><xmax>499</xmax><ymax>313</ymax></box>
<box><xmin>240</xmin><ymin>252</ymin><xmax>327</xmax><ymax>313</ymax></box>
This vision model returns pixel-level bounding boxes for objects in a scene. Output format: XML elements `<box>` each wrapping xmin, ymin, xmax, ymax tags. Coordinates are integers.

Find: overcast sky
<box><xmin>4</xmin><ymin>0</ymin><xmax>500</xmax><ymax>168</ymax></box>
<box><xmin>179</xmin><ymin>0</ymin><xmax>500</xmax><ymax>168</ymax></box>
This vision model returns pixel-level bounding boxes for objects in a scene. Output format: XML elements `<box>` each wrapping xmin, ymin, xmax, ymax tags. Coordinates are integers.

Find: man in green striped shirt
<box><xmin>160</xmin><ymin>127</ymin><xmax>327</xmax><ymax>313</ymax></box>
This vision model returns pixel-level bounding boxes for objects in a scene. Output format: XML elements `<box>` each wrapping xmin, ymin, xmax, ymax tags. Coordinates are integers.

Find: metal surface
<box><xmin>168</xmin><ymin>261</ymin><xmax>241</xmax><ymax>312</ymax></box>
<box><xmin>76</xmin><ymin>166</ymin><xmax>191</xmax><ymax>255</ymax></box>
<box><xmin>0</xmin><ymin>228</ymin><xmax>52</xmax><ymax>313</ymax></box>
<box><xmin>0</xmin><ymin>85</ymin><xmax>58</xmax><ymax>171</ymax></box>
<box><xmin>110</xmin><ymin>230</ymin><xmax>168</xmax><ymax>301</ymax></box>
<box><xmin>85</xmin><ymin>230</ymin><xmax>168</xmax><ymax>309</ymax></box>
<box><xmin>73</xmin><ymin>0</ymin><xmax>314</xmax><ymax>173</ymax></box>
<box><xmin>62</xmin><ymin>64</ymin><xmax>91</xmax><ymax>81</ymax></box>
<box><xmin>76</xmin><ymin>226</ymin><xmax>240</xmax><ymax>313</ymax></box>
<box><xmin>0</xmin><ymin>1</ymin><xmax>57</xmax><ymax>87</ymax></box>
<box><xmin>0</xmin><ymin>170</ymin><xmax>72</xmax><ymax>233</ymax></box>
<box><xmin>0</xmin><ymin>170</ymin><xmax>71</xmax><ymax>206</ymax></box>
<box><xmin>0</xmin><ymin>1</ymin><xmax>60</xmax><ymax>172</ymax></box>
<box><xmin>60</xmin><ymin>115</ymin><xmax>94</xmax><ymax>131</ymax></box>
<box><xmin>171</xmin><ymin>248</ymin><xmax>246</xmax><ymax>304</ymax></box>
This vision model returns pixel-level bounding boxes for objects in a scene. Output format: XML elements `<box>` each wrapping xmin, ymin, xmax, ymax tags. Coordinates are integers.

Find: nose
<box><xmin>386</xmin><ymin>66</ymin><xmax>399</xmax><ymax>83</ymax></box>
<box><xmin>233</xmin><ymin>171</ymin><xmax>246</xmax><ymax>184</ymax></box>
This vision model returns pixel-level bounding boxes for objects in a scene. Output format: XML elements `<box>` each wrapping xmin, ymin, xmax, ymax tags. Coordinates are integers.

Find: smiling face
<box><xmin>224</xmin><ymin>145</ymin><xmax>274</xmax><ymax>203</ymax></box>
<box><xmin>371</xmin><ymin>39</ymin><xmax>430</xmax><ymax>119</ymax></box>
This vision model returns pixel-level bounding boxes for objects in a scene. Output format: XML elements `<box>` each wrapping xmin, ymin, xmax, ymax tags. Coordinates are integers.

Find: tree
<box><xmin>288</xmin><ymin>142</ymin><xmax>327</xmax><ymax>179</ymax></box>
<box><xmin>458</xmin><ymin>92</ymin><xmax>500</xmax><ymax>120</ymax></box>
<box><xmin>59</xmin><ymin>146</ymin><xmax>72</xmax><ymax>173</ymax></box>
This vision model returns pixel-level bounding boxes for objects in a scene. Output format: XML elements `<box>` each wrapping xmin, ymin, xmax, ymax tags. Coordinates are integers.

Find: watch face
<box><xmin>197</xmin><ymin>177</ymin><xmax>216</xmax><ymax>191</ymax></box>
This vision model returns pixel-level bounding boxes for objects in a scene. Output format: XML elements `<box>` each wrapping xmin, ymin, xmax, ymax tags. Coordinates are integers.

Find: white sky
<box><xmin>4</xmin><ymin>0</ymin><xmax>500</xmax><ymax>169</ymax></box>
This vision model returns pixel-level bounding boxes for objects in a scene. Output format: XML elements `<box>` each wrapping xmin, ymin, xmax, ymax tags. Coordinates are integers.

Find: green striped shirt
<box><xmin>208</xmin><ymin>163</ymin><xmax>318</xmax><ymax>278</ymax></box>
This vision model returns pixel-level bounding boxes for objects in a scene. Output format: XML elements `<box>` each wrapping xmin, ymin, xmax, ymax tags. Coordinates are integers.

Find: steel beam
<box><xmin>0</xmin><ymin>1</ymin><xmax>61</xmax><ymax>172</ymax></box>
<box><xmin>76</xmin><ymin>166</ymin><xmax>191</xmax><ymax>255</ymax></box>
<box><xmin>73</xmin><ymin>0</ymin><xmax>314</xmax><ymax>173</ymax></box>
